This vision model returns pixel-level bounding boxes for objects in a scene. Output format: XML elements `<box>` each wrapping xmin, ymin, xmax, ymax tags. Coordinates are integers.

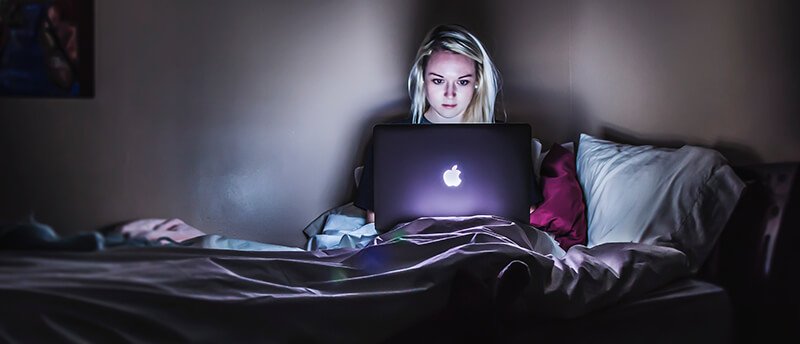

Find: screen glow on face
<box><xmin>424</xmin><ymin>51</ymin><xmax>476</xmax><ymax>122</ymax></box>
<box><xmin>443</xmin><ymin>165</ymin><xmax>462</xmax><ymax>187</ymax></box>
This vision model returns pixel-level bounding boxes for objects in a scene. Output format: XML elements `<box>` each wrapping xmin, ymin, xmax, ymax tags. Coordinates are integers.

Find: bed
<box><xmin>1</xmin><ymin>134</ymin><xmax>797</xmax><ymax>343</ymax></box>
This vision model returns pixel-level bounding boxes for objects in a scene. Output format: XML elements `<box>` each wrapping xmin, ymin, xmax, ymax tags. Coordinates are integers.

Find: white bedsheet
<box><xmin>0</xmin><ymin>215</ymin><xmax>690</xmax><ymax>343</ymax></box>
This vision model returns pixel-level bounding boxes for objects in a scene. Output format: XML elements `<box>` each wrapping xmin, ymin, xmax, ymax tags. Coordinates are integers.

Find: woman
<box><xmin>119</xmin><ymin>24</ymin><xmax>542</xmax><ymax>241</ymax></box>
<box><xmin>354</xmin><ymin>24</ymin><xmax>542</xmax><ymax>224</ymax></box>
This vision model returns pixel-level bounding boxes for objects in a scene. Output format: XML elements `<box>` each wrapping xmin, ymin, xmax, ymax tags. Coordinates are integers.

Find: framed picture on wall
<box><xmin>0</xmin><ymin>0</ymin><xmax>94</xmax><ymax>98</ymax></box>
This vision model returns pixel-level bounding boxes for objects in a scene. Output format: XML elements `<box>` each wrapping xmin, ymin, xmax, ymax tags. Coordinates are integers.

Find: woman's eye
<box><xmin>458</xmin><ymin>80</ymin><xmax>470</xmax><ymax>86</ymax></box>
<box><xmin>431</xmin><ymin>79</ymin><xmax>444</xmax><ymax>85</ymax></box>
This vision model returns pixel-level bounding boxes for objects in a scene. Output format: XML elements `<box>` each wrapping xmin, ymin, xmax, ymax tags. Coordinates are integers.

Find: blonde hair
<box><xmin>408</xmin><ymin>24</ymin><xmax>501</xmax><ymax>124</ymax></box>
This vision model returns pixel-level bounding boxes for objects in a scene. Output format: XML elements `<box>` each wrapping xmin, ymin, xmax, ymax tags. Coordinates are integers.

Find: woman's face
<box><xmin>423</xmin><ymin>51</ymin><xmax>477</xmax><ymax>122</ymax></box>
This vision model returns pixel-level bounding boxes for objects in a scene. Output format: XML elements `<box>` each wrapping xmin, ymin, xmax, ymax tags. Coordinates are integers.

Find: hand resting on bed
<box><xmin>115</xmin><ymin>218</ymin><xmax>206</xmax><ymax>243</ymax></box>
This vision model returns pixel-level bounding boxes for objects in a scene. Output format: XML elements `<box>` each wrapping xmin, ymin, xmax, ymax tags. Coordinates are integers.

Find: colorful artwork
<box><xmin>0</xmin><ymin>0</ymin><xmax>93</xmax><ymax>97</ymax></box>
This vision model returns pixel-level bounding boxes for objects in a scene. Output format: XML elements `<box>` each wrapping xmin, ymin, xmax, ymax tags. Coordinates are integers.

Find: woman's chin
<box><xmin>431</xmin><ymin>109</ymin><xmax>465</xmax><ymax>120</ymax></box>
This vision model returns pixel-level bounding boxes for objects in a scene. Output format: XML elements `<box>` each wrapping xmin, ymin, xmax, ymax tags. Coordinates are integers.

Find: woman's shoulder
<box><xmin>375</xmin><ymin>114</ymin><xmax>434</xmax><ymax>125</ymax></box>
<box><xmin>384</xmin><ymin>116</ymin><xmax>414</xmax><ymax>124</ymax></box>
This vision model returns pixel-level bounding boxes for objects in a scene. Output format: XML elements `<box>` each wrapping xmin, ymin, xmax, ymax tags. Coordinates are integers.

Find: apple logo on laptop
<box><xmin>443</xmin><ymin>165</ymin><xmax>462</xmax><ymax>187</ymax></box>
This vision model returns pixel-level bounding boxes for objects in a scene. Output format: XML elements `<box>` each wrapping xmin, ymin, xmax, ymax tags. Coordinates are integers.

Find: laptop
<box><xmin>373</xmin><ymin>123</ymin><xmax>532</xmax><ymax>232</ymax></box>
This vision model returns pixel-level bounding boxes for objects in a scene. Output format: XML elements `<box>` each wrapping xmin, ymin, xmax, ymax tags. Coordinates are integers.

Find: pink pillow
<box><xmin>530</xmin><ymin>143</ymin><xmax>587</xmax><ymax>250</ymax></box>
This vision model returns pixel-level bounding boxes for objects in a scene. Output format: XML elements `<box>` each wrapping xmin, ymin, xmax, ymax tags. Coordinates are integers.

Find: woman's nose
<box><xmin>445</xmin><ymin>82</ymin><xmax>456</xmax><ymax>98</ymax></box>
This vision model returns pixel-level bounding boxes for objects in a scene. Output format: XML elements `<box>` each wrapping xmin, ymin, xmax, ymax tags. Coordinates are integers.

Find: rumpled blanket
<box><xmin>303</xmin><ymin>202</ymin><xmax>377</xmax><ymax>250</ymax></box>
<box><xmin>178</xmin><ymin>202</ymin><xmax>378</xmax><ymax>251</ymax></box>
<box><xmin>0</xmin><ymin>215</ymin><xmax>689</xmax><ymax>343</ymax></box>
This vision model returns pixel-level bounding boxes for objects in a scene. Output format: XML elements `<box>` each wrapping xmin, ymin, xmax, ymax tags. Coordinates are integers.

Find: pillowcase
<box><xmin>354</xmin><ymin>165</ymin><xmax>364</xmax><ymax>187</ymax></box>
<box><xmin>576</xmin><ymin>134</ymin><xmax>745</xmax><ymax>272</ymax></box>
<box><xmin>532</xmin><ymin>139</ymin><xmax>574</xmax><ymax>183</ymax></box>
<box><xmin>530</xmin><ymin>143</ymin><xmax>587</xmax><ymax>250</ymax></box>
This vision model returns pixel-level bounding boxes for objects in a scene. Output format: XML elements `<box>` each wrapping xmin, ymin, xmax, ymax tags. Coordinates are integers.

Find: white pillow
<box><xmin>576</xmin><ymin>134</ymin><xmax>744</xmax><ymax>272</ymax></box>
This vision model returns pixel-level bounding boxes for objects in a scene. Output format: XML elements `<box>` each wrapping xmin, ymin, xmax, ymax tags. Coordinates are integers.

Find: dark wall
<box><xmin>492</xmin><ymin>0</ymin><xmax>799</xmax><ymax>161</ymax></box>
<box><xmin>1</xmin><ymin>0</ymin><xmax>797</xmax><ymax>246</ymax></box>
<box><xmin>0</xmin><ymin>0</ymin><xmax>420</xmax><ymax>246</ymax></box>
<box><xmin>567</xmin><ymin>0</ymin><xmax>800</xmax><ymax>162</ymax></box>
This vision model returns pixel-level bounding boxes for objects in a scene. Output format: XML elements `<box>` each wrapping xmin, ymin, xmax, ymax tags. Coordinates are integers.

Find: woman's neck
<box><xmin>423</xmin><ymin>109</ymin><xmax>464</xmax><ymax>123</ymax></box>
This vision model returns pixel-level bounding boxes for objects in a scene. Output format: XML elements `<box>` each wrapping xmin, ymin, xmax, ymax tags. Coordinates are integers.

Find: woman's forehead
<box><xmin>426</xmin><ymin>51</ymin><xmax>475</xmax><ymax>77</ymax></box>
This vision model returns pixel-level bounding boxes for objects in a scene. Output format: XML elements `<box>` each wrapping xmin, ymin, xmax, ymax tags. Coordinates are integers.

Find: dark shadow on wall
<box><xmin>0</xmin><ymin>130</ymin><xmax>32</xmax><ymax>224</ymax></box>
<box><xmin>501</xmin><ymin>87</ymin><xmax>591</xmax><ymax>149</ymax></box>
<box><xmin>771</xmin><ymin>0</ymin><xmax>800</xmax><ymax>134</ymax></box>
<box><xmin>600</xmin><ymin>126</ymin><xmax>764</xmax><ymax>166</ymax></box>
<box><xmin>343</xmin><ymin>99</ymin><xmax>410</xmax><ymax>203</ymax></box>
<box><xmin>409</xmin><ymin>0</ymin><xmax>496</xmax><ymax>60</ymax></box>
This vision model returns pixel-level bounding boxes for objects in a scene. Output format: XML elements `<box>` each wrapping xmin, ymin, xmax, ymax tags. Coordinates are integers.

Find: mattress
<box><xmin>0</xmin><ymin>216</ymin><xmax>696</xmax><ymax>343</ymax></box>
<box><xmin>502</xmin><ymin>278</ymin><xmax>732</xmax><ymax>344</ymax></box>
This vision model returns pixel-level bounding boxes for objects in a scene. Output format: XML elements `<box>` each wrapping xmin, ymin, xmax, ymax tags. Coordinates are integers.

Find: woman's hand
<box><xmin>117</xmin><ymin>218</ymin><xmax>206</xmax><ymax>243</ymax></box>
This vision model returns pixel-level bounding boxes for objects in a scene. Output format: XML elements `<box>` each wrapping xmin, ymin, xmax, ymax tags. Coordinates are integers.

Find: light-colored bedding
<box><xmin>0</xmin><ymin>134</ymin><xmax>746</xmax><ymax>342</ymax></box>
<box><xmin>303</xmin><ymin>202</ymin><xmax>378</xmax><ymax>251</ymax></box>
<box><xmin>577</xmin><ymin>134</ymin><xmax>745</xmax><ymax>272</ymax></box>
<box><xmin>183</xmin><ymin>202</ymin><xmax>380</xmax><ymax>251</ymax></box>
<box><xmin>0</xmin><ymin>215</ymin><xmax>689</xmax><ymax>343</ymax></box>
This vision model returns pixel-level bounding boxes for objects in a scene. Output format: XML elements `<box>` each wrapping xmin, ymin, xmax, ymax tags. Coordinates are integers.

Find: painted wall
<box><xmin>1</xmin><ymin>0</ymin><xmax>797</xmax><ymax>246</ymax></box>
<box><xmin>492</xmin><ymin>0</ymin><xmax>798</xmax><ymax>162</ymax></box>
<box><xmin>568</xmin><ymin>0</ymin><xmax>799</xmax><ymax>163</ymax></box>
<box><xmin>0</xmin><ymin>0</ymin><xmax>418</xmax><ymax>246</ymax></box>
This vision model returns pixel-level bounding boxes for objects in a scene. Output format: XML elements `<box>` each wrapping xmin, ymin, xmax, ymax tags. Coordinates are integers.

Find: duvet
<box><xmin>0</xmin><ymin>215</ymin><xmax>690</xmax><ymax>343</ymax></box>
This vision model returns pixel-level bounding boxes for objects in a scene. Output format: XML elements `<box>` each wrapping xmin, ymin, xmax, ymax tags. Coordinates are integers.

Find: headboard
<box><xmin>699</xmin><ymin>162</ymin><xmax>799</xmax><ymax>340</ymax></box>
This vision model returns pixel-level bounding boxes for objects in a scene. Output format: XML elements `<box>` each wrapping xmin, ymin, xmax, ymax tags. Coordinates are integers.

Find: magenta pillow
<box><xmin>530</xmin><ymin>143</ymin><xmax>587</xmax><ymax>250</ymax></box>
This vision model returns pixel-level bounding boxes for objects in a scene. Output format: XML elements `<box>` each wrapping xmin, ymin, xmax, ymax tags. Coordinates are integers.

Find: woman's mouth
<box><xmin>442</xmin><ymin>104</ymin><xmax>457</xmax><ymax>109</ymax></box>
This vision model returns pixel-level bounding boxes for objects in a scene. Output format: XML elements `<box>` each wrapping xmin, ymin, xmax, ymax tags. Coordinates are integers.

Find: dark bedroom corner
<box><xmin>0</xmin><ymin>0</ymin><xmax>798</xmax><ymax>343</ymax></box>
